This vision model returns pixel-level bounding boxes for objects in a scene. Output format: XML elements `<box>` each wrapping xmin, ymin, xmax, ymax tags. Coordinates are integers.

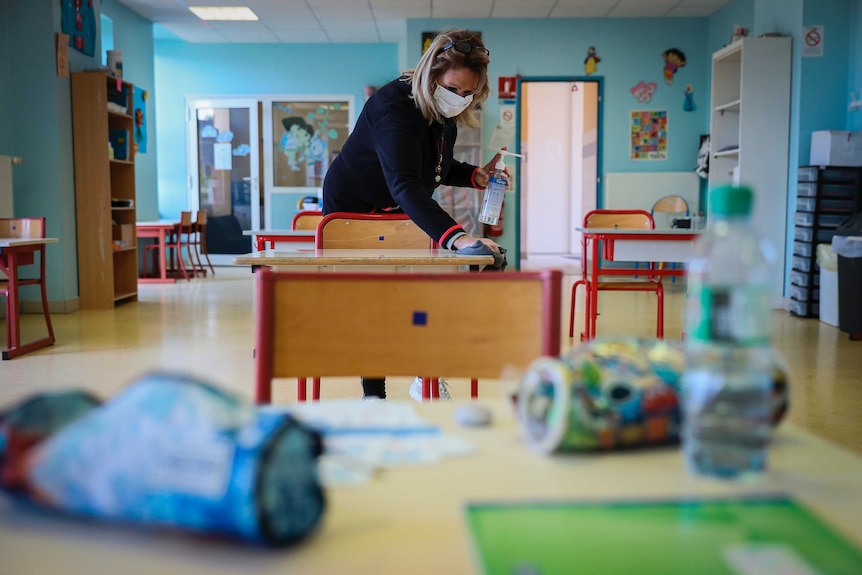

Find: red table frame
<box><xmin>136</xmin><ymin>221</ymin><xmax>178</xmax><ymax>284</ymax></box>
<box><xmin>1</xmin><ymin>238</ymin><xmax>56</xmax><ymax>359</ymax></box>
<box><xmin>576</xmin><ymin>228</ymin><xmax>700</xmax><ymax>341</ymax></box>
<box><xmin>245</xmin><ymin>230</ymin><xmax>315</xmax><ymax>251</ymax></box>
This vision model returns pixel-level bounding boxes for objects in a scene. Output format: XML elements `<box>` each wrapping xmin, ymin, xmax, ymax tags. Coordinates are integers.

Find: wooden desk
<box><xmin>1</xmin><ymin>400</ymin><xmax>860</xmax><ymax>574</ymax></box>
<box><xmin>233</xmin><ymin>248</ymin><xmax>495</xmax><ymax>270</ymax></box>
<box><xmin>242</xmin><ymin>229</ymin><xmax>315</xmax><ymax>251</ymax></box>
<box><xmin>0</xmin><ymin>237</ymin><xmax>57</xmax><ymax>359</ymax></box>
<box><xmin>576</xmin><ymin>227</ymin><xmax>701</xmax><ymax>340</ymax></box>
<box><xmin>136</xmin><ymin>221</ymin><xmax>179</xmax><ymax>284</ymax></box>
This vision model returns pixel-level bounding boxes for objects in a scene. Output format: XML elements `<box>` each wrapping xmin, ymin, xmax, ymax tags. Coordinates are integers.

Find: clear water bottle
<box><xmin>681</xmin><ymin>185</ymin><xmax>777</xmax><ymax>479</ymax></box>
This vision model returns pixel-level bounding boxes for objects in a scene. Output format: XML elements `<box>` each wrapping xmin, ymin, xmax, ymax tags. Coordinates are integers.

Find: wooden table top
<box><xmin>0</xmin><ymin>237</ymin><xmax>58</xmax><ymax>248</ymax></box>
<box><xmin>1</xmin><ymin>399</ymin><xmax>860</xmax><ymax>574</ymax></box>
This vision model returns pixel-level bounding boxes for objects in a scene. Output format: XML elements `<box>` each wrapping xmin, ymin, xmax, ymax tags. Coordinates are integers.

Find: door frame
<box><xmin>515</xmin><ymin>76</ymin><xmax>603</xmax><ymax>263</ymax></box>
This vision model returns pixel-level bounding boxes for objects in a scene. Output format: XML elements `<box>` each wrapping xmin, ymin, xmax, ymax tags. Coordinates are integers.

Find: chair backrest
<box><xmin>651</xmin><ymin>195</ymin><xmax>689</xmax><ymax>229</ymax></box>
<box><xmin>253</xmin><ymin>269</ymin><xmax>563</xmax><ymax>402</ymax></box>
<box><xmin>175</xmin><ymin>211</ymin><xmax>194</xmax><ymax>240</ymax></box>
<box><xmin>291</xmin><ymin>210</ymin><xmax>323</xmax><ymax>231</ymax></box>
<box><xmin>584</xmin><ymin>209</ymin><xmax>654</xmax><ymax>230</ymax></box>
<box><xmin>315</xmin><ymin>212</ymin><xmax>434</xmax><ymax>249</ymax></box>
<box><xmin>651</xmin><ymin>195</ymin><xmax>689</xmax><ymax>215</ymax></box>
<box><xmin>0</xmin><ymin>217</ymin><xmax>46</xmax><ymax>239</ymax></box>
<box><xmin>196</xmin><ymin>210</ymin><xmax>208</xmax><ymax>227</ymax></box>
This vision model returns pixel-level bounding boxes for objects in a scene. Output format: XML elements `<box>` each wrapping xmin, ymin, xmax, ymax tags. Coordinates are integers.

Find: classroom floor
<box><xmin>2</xmin><ymin>263</ymin><xmax>860</xmax><ymax>454</ymax></box>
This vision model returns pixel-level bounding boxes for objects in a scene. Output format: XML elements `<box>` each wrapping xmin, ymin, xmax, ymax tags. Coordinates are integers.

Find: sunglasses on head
<box><xmin>442</xmin><ymin>41</ymin><xmax>490</xmax><ymax>57</ymax></box>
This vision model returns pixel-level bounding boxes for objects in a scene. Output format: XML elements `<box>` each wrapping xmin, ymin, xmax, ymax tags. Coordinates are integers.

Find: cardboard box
<box><xmin>112</xmin><ymin>223</ymin><xmax>134</xmax><ymax>246</ymax></box>
<box><xmin>810</xmin><ymin>130</ymin><xmax>862</xmax><ymax>167</ymax></box>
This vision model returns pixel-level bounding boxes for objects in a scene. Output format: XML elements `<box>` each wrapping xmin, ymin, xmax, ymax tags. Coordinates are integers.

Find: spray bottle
<box><xmin>479</xmin><ymin>150</ymin><xmax>525</xmax><ymax>226</ymax></box>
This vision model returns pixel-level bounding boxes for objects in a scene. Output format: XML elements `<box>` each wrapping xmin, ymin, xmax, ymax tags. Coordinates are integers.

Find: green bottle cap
<box><xmin>710</xmin><ymin>185</ymin><xmax>753</xmax><ymax>216</ymax></box>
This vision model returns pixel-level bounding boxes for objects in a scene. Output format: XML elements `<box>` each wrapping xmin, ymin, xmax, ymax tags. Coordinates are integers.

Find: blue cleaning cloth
<box><xmin>456</xmin><ymin>241</ymin><xmax>508</xmax><ymax>271</ymax></box>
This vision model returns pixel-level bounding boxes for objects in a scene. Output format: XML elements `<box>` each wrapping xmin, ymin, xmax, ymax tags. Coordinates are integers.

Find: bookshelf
<box><xmin>71</xmin><ymin>72</ymin><xmax>139</xmax><ymax>309</ymax></box>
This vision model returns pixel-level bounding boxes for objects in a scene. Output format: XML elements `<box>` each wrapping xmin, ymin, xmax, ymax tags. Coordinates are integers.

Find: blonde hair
<box><xmin>402</xmin><ymin>29</ymin><xmax>490</xmax><ymax>127</ymax></box>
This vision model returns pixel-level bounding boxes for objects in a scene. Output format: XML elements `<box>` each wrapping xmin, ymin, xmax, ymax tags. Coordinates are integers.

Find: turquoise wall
<box><xmin>101</xmin><ymin>0</ymin><xmax>158</xmax><ymax>220</ymax></box>
<box><xmin>851</xmin><ymin>0</ymin><xmax>862</xmax><ymax>131</ymax></box>
<box><xmin>2</xmin><ymin>0</ymin><xmax>79</xmax><ymax>305</ymax></box>
<box><xmin>799</xmin><ymin>0</ymin><xmax>854</xmax><ymax>165</ymax></box>
<box><xmin>153</xmin><ymin>40</ymin><xmax>398</xmax><ymax>220</ymax></box>
<box><xmin>407</xmin><ymin>18</ymin><xmax>710</xmax><ymax>175</ymax></box>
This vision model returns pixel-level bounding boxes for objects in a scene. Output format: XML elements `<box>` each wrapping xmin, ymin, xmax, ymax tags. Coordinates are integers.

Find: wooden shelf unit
<box><xmin>71</xmin><ymin>72</ymin><xmax>139</xmax><ymax>309</ymax></box>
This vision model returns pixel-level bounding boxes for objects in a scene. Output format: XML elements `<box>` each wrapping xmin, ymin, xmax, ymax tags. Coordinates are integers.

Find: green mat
<box><xmin>466</xmin><ymin>496</ymin><xmax>862</xmax><ymax>575</ymax></box>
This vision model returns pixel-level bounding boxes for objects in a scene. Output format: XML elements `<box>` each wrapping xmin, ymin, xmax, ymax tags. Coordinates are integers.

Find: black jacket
<box><xmin>322</xmin><ymin>77</ymin><xmax>479</xmax><ymax>248</ymax></box>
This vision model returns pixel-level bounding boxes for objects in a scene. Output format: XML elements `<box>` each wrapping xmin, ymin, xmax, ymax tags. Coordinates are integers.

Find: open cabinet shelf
<box><xmin>71</xmin><ymin>72</ymin><xmax>139</xmax><ymax>309</ymax></box>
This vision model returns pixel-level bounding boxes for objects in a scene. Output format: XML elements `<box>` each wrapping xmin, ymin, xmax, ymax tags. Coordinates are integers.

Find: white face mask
<box><xmin>433</xmin><ymin>84</ymin><xmax>473</xmax><ymax>118</ymax></box>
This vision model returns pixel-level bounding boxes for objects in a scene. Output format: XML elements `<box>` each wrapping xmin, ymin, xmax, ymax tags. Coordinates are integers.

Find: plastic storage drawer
<box><xmin>788</xmin><ymin>298</ymin><xmax>819</xmax><ymax>318</ymax></box>
<box><xmin>790</xmin><ymin>269</ymin><xmax>819</xmax><ymax>287</ymax></box>
<box><xmin>796</xmin><ymin>197</ymin><xmax>816</xmax><ymax>212</ymax></box>
<box><xmin>798</xmin><ymin>167</ymin><xmax>819</xmax><ymax>182</ymax></box>
<box><xmin>795</xmin><ymin>212</ymin><xmax>814</xmax><ymax>227</ymax></box>
<box><xmin>793</xmin><ymin>241</ymin><xmax>813</xmax><ymax>258</ymax></box>
<box><xmin>794</xmin><ymin>227</ymin><xmax>813</xmax><ymax>242</ymax></box>
<box><xmin>796</xmin><ymin>182</ymin><xmax>817</xmax><ymax>197</ymax></box>
<box><xmin>788</xmin><ymin>284</ymin><xmax>819</xmax><ymax>302</ymax></box>
<box><xmin>792</xmin><ymin>255</ymin><xmax>814</xmax><ymax>273</ymax></box>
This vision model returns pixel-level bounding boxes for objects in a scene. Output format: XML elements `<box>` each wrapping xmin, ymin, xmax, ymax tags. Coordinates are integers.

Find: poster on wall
<box><xmin>133</xmin><ymin>87</ymin><xmax>148</xmax><ymax>154</ymax></box>
<box><xmin>630</xmin><ymin>110</ymin><xmax>668</xmax><ymax>161</ymax></box>
<box><xmin>61</xmin><ymin>0</ymin><xmax>96</xmax><ymax>56</ymax></box>
<box><xmin>270</xmin><ymin>101</ymin><xmax>350</xmax><ymax>188</ymax></box>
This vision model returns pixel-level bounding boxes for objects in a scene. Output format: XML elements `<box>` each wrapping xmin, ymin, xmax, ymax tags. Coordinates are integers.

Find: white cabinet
<box><xmin>708</xmin><ymin>37</ymin><xmax>792</xmax><ymax>302</ymax></box>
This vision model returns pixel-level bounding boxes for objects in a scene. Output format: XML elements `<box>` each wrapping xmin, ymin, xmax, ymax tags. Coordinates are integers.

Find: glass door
<box><xmin>187</xmin><ymin>98</ymin><xmax>259</xmax><ymax>264</ymax></box>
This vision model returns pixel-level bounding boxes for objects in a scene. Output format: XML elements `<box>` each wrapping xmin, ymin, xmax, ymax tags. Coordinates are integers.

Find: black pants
<box><xmin>362</xmin><ymin>377</ymin><xmax>386</xmax><ymax>399</ymax></box>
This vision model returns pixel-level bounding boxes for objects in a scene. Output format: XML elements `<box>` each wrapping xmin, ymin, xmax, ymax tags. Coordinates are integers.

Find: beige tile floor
<box><xmin>2</xmin><ymin>263</ymin><xmax>860</xmax><ymax>454</ymax></box>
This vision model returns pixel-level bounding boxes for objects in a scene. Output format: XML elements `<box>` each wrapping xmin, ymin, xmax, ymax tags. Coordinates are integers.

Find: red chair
<box><xmin>1</xmin><ymin>217</ymin><xmax>55</xmax><ymax>359</ymax></box>
<box><xmin>290</xmin><ymin>212</ymin><xmax>438</xmax><ymax>400</ymax></box>
<box><xmin>569</xmin><ymin>209</ymin><xmax>664</xmax><ymax>341</ymax></box>
<box><xmin>253</xmin><ymin>269</ymin><xmax>562</xmax><ymax>405</ymax></box>
<box><xmin>144</xmin><ymin>211</ymin><xmax>196</xmax><ymax>280</ymax></box>
<box><xmin>315</xmin><ymin>212</ymin><xmax>436</xmax><ymax>249</ymax></box>
<box><xmin>191</xmin><ymin>210</ymin><xmax>215</xmax><ymax>277</ymax></box>
<box><xmin>291</xmin><ymin>210</ymin><xmax>323</xmax><ymax>232</ymax></box>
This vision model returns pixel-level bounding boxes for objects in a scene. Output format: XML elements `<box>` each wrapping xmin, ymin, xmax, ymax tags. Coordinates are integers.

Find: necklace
<box><xmin>434</xmin><ymin>133</ymin><xmax>444</xmax><ymax>183</ymax></box>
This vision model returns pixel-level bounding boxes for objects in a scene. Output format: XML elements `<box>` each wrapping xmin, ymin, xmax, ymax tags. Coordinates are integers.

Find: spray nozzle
<box><xmin>495</xmin><ymin>149</ymin><xmax>525</xmax><ymax>170</ymax></box>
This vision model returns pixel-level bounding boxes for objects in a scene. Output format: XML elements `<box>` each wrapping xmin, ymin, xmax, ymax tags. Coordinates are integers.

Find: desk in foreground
<box><xmin>233</xmin><ymin>248</ymin><xmax>495</xmax><ymax>269</ymax></box>
<box><xmin>1</xmin><ymin>400</ymin><xmax>861</xmax><ymax>574</ymax></box>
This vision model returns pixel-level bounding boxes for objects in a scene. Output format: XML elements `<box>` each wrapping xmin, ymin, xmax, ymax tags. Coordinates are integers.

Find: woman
<box><xmin>322</xmin><ymin>29</ymin><xmax>504</xmax><ymax>400</ymax></box>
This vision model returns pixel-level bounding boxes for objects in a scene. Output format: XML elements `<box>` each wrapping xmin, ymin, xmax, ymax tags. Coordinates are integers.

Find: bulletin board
<box><xmin>630</xmin><ymin>110</ymin><xmax>668</xmax><ymax>160</ymax></box>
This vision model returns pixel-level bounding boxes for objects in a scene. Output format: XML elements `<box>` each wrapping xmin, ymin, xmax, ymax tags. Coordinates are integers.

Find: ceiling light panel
<box><xmin>189</xmin><ymin>6</ymin><xmax>259</xmax><ymax>21</ymax></box>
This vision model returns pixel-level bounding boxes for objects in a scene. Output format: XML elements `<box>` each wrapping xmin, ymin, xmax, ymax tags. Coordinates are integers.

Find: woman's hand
<box><xmin>477</xmin><ymin>147</ymin><xmax>511</xmax><ymax>189</ymax></box>
<box><xmin>453</xmin><ymin>235</ymin><xmax>501</xmax><ymax>253</ymax></box>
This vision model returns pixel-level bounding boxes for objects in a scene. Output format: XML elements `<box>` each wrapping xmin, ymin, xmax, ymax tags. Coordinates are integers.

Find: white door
<box><xmin>187</xmin><ymin>98</ymin><xmax>260</xmax><ymax>264</ymax></box>
<box><xmin>519</xmin><ymin>81</ymin><xmax>599</xmax><ymax>258</ymax></box>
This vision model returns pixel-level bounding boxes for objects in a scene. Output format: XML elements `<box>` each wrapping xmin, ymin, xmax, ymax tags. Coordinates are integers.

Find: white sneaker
<box><xmin>409</xmin><ymin>377</ymin><xmax>451</xmax><ymax>402</ymax></box>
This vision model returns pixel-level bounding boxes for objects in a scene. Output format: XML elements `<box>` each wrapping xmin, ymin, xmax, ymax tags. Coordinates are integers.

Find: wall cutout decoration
<box><xmin>662</xmin><ymin>48</ymin><xmax>687</xmax><ymax>85</ymax></box>
<box><xmin>630</xmin><ymin>81</ymin><xmax>657</xmax><ymax>103</ymax></box>
<box><xmin>584</xmin><ymin>46</ymin><xmax>601</xmax><ymax>75</ymax></box>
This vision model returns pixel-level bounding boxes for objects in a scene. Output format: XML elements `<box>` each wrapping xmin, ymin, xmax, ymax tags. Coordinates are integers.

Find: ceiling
<box><xmin>113</xmin><ymin>0</ymin><xmax>735</xmax><ymax>44</ymax></box>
